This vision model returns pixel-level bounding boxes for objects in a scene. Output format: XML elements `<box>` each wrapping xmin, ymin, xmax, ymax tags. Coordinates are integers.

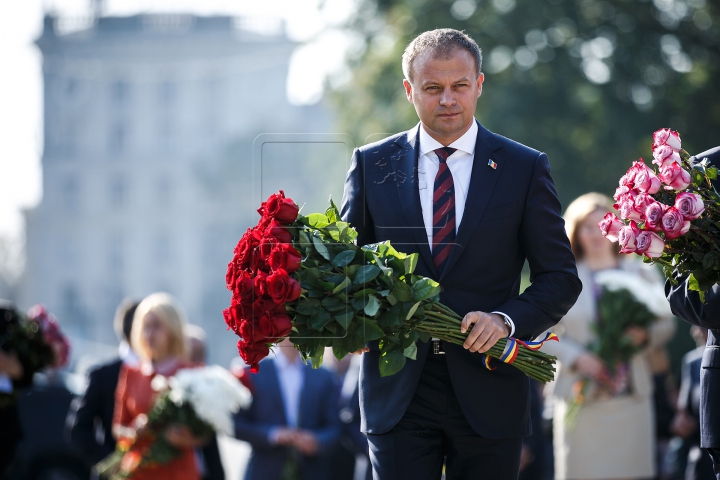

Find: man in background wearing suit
<box><xmin>341</xmin><ymin>28</ymin><xmax>581</xmax><ymax>479</ymax></box>
<box><xmin>666</xmin><ymin>146</ymin><xmax>720</xmax><ymax>480</ymax></box>
<box><xmin>67</xmin><ymin>298</ymin><xmax>140</xmax><ymax>466</ymax></box>
<box><xmin>234</xmin><ymin>337</ymin><xmax>340</xmax><ymax>480</ymax></box>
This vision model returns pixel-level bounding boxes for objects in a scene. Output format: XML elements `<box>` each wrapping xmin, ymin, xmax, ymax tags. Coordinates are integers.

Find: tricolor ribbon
<box><xmin>481</xmin><ymin>332</ymin><xmax>559</xmax><ymax>371</ymax></box>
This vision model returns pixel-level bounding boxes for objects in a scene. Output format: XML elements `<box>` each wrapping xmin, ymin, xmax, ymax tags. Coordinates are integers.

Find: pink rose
<box><xmin>644</xmin><ymin>201</ymin><xmax>667</xmax><ymax>232</ymax></box>
<box><xmin>652</xmin><ymin>144</ymin><xmax>681</xmax><ymax>169</ymax></box>
<box><xmin>635</xmin><ymin>230</ymin><xmax>665</xmax><ymax>258</ymax></box>
<box><xmin>674</xmin><ymin>192</ymin><xmax>705</xmax><ymax>220</ymax></box>
<box><xmin>634</xmin><ymin>193</ymin><xmax>656</xmax><ymax>217</ymax></box>
<box><xmin>613</xmin><ymin>184</ymin><xmax>632</xmax><ymax>202</ymax></box>
<box><xmin>618</xmin><ymin>222</ymin><xmax>641</xmax><ymax>254</ymax></box>
<box><xmin>615</xmin><ymin>192</ymin><xmax>643</xmax><ymax>222</ymax></box>
<box><xmin>653</xmin><ymin>128</ymin><xmax>682</xmax><ymax>152</ymax></box>
<box><xmin>631</xmin><ymin>161</ymin><xmax>661</xmax><ymax>194</ymax></box>
<box><xmin>598</xmin><ymin>213</ymin><xmax>624</xmax><ymax>242</ymax></box>
<box><xmin>662</xmin><ymin>207</ymin><xmax>691</xmax><ymax>240</ymax></box>
<box><xmin>659</xmin><ymin>162</ymin><xmax>691</xmax><ymax>191</ymax></box>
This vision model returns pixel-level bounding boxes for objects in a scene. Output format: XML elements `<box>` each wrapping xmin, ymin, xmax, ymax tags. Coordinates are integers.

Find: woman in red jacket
<box><xmin>112</xmin><ymin>292</ymin><xmax>205</xmax><ymax>480</ymax></box>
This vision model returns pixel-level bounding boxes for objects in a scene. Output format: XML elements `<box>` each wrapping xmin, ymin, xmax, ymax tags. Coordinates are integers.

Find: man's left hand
<box><xmin>460</xmin><ymin>312</ymin><xmax>509</xmax><ymax>353</ymax></box>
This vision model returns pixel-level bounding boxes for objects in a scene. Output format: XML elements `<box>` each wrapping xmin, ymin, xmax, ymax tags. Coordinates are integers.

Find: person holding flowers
<box><xmin>666</xmin><ymin>145</ymin><xmax>720</xmax><ymax>480</ymax></box>
<box><xmin>544</xmin><ymin>193</ymin><xmax>675</xmax><ymax>480</ymax></box>
<box><xmin>339</xmin><ymin>28</ymin><xmax>581</xmax><ymax>480</ymax></box>
<box><xmin>112</xmin><ymin>293</ymin><xmax>205</xmax><ymax>480</ymax></box>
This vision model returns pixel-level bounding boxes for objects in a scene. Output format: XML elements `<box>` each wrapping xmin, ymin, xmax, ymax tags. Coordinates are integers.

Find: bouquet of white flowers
<box><xmin>96</xmin><ymin>365</ymin><xmax>251</xmax><ymax>479</ymax></box>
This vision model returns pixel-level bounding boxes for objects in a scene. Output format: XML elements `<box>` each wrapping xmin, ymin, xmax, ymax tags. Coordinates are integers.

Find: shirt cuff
<box><xmin>491</xmin><ymin>311</ymin><xmax>515</xmax><ymax>337</ymax></box>
<box><xmin>268</xmin><ymin>427</ymin><xmax>281</xmax><ymax>445</ymax></box>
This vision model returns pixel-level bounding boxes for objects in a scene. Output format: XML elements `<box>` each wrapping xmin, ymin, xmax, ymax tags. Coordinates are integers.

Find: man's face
<box><xmin>403</xmin><ymin>48</ymin><xmax>484</xmax><ymax>145</ymax></box>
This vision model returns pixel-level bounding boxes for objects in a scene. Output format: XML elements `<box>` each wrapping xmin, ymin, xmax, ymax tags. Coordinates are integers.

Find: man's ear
<box><xmin>476</xmin><ymin>73</ymin><xmax>485</xmax><ymax>99</ymax></box>
<box><xmin>403</xmin><ymin>79</ymin><xmax>413</xmax><ymax>103</ymax></box>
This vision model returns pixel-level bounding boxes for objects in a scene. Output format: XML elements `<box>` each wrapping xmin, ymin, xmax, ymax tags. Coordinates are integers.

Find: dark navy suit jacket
<box><xmin>340</xmin><ymin>121</ymin><xmax>582</xmax><ymax>438</ymax></box>
<box><xmin>666</xmin><ymin>146</ymin><xmax>720</xmax><ymax>449</ymax></box>
<box><xmin>234</xmin><ymin>358</ymin><xmax>341</xmax><ymax>480</ymax></box>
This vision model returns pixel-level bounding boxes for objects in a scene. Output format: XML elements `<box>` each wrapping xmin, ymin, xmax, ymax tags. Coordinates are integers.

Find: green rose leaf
<box><xmin>334</xmin><ymin>311</ymin><xmax>354</xmax><ymax>330</ymax></box>
<box><xmin>403</xmin><ymin>343</ymin><xmax>417</xmax><ymax>360</ymax></box>
<box><xmin>379</xmin><ymin>349</ymin><xmax>406</xmax><ymax>377</ymax></box>
<box><xmin>332</xmin><ymin>276</ymin><xmax>352</xmax><ymax>294</ymax></box>
<box><xmin>405</xmin><ymin>301</ymin><xmax>421</xmax><ymax>320</ymax></box>
<box><xmin>392</xmin><ymin>281</ymin><xmax>413</xmax><ymax>302</ymax></box>
<box><xmin>360</xmin><ymin>318</ymin><xmax>385</xmax><ymax>341</ymax></box>
<box><xmin>411</xmin><ymin>278</ymin><xmax>441</xmax><ymax>302</ymax></box>
<box><xmin>354</xmin><ymin>265</ymin><xmax>381</xmax><ymax>284</ymax></box>
<box><xmin>312</xmin><ymin>236</ymin><xmax>331</xmax><ymax>260</ymax></box>
<box><xmin>404</xmin><ymin>254</ymin><xmax>418</xmax><ymax>275</ymax></box>
<box><xmin>364</xmin><ymin>295</ymin><xmax>381</xmax><ymax>317</ymax></box>
<box><xmin>332</xmin><ymin>250</ymin><xmax>356</xmax><ymax>268</ymax></box>
<box><xmin>306</xmin><ymin>213</ymin><xmax>329</xmax><ymax>228</ymax></box>
<box><xmin>321</xmin><ymin>296</ymin><xmax>347</xmax><ymax>312</ymax></box>
<box><xmin>308</xmin><ymin>308</ymin><xmax>332</xmax><ymax>331</ymax></box>
<box><xmin>296</xmin><ymin>298</ymin><xmax>320</xmax><ymax>315</ymax></box>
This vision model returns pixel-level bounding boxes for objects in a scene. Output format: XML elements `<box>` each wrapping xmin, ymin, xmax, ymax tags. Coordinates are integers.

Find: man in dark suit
<box><xmin>234</xmin><ymin>338</ymin><xmax>341</xmax><ymax>480</ymax></box>
<box><xmin>341</xmin><ymin>29</ymin><xmax>581</xmax><ymax>479</ymax></box>
<box><xmin>666</xmin><ymin>146</ymin><xmax>720</xmax><ymax>479</ymax></box>
<box><xmin>67</xmin><ymin>298</ymin><xmax>140</xmax><ymax>466</ymax></box>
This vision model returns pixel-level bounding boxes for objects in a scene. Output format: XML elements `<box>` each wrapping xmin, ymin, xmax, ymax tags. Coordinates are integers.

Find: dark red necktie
<box><xmin>432</xmin><ymin>147</ymin><xmax>457</xmax><ymax>274</ymax></box>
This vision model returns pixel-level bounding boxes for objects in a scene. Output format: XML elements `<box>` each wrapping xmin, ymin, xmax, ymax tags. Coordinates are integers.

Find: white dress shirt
<box><xmin>417</xmin><ymin>121</ymin><xmax>515</xmax><ymax>337</ymax></box>
<box><xmin>273</xmin><ymin>351</ymin><xmax>304</xmax><ymax>428</ymax></box>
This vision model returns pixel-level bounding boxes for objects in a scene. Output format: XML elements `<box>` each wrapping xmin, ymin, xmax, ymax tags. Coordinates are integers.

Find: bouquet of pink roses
<box><xmin>599</xmin><ymin>128</ymin><xmax>719</xmax><ymax>299</ymax></box>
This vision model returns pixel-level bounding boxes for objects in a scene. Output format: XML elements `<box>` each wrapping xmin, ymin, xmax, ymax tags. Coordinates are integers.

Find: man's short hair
<box><xmin>113</xmin><ymin>297</ymin><xmax>140</xmax><ymax>343</ymax></box>
<box><xmin>402</xmin><ymin>28</ymin><xmax>483</xmax><ymax>82</ymax></box>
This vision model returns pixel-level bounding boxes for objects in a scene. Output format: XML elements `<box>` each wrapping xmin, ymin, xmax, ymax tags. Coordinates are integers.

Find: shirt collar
<box><xmin>274</xmin><ymin>350</ymin><xmax>302</xmax><ymax>371</ymax></box>
<box><xmin>418</xmin><ymin>119</ymin><xmax>478</xmax><ymax>159</ymax></box>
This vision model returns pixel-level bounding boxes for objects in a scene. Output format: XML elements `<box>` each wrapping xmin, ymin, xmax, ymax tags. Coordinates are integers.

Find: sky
<box><xmin>0</xmin><ymin>0</ymin><xmax>357</xmax><ymax>239</ymax></box>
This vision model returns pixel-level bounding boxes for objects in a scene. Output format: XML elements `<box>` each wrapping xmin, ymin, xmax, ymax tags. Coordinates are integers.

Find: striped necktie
<box><xmin>432</xmin><ymin>147</ymin><xmax>457</xmax><ymax>274</ymax></box>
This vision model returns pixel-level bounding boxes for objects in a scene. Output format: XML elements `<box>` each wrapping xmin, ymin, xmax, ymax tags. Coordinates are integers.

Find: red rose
<box><xmin>259</xmin><ymin>312</ymin><xmax>293</xmax><ymax>340</ymax></box>
<box><xmin>258</xmin><ymin>236</ymin><xmax>278</xmax><ymax>261</ymax></box>
<box><xmin>266</xmin><ymin>268</ymin><xmax>302</xmax><ymax>304</ymax></box>
<box><xmin>231</xmin><ymin>270</ymin><xmax>255</xmax><ymax>306</ymax></box>
<box><xmin>269</xmin><ymin>243</ymin><xmax>302</xmax><ymax>273</ymax></box>
<box><xmin>258</xmin><ymin>191</ymin><xmax>299</xmax><ymax>224</ymax></box>
<box><xmin>239</xmin><ymin>320</ymin><xmax>266</xmax><ymax>343</ymax></box>
<box><xmin>254</xmin><ymin>271</ymin><xmax>269</xmax><ymax>297</ymax></box>
<box><xmin>237</xmin><ymin>340</ymin><xmax>270</xmax><ymax>373</ymax></box>
<box><xmin>253</xmin><ymin>297</ymin><xmax>287</xmax><ymax>317</ymax></box>
<box><xmin>265</xmin><ymin>219</ymin><xmax>293</xmax><ymax>243</ymax></box>
<box><xmin>223</xmin><ymin>305</ymin><xmax>245</xmax><ymax>335</ymax></box>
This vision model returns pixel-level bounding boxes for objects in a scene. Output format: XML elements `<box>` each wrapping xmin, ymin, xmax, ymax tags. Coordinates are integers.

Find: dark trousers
<box><xmin>706</xmin><ymin>448</ymin><xmax>720</xmax><ymax>480</ymax></box>
<box><xmin>367</xmin><ymin>354</ymin><xmax>522</xmax><ymax>480</ymax></box>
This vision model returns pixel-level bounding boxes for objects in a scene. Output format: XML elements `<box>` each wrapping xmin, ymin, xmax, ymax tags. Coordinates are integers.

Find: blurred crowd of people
<box><xmin>1</xmin><ymin>191</ymin><xmax>718</xmax><ymax>480</ymax></box>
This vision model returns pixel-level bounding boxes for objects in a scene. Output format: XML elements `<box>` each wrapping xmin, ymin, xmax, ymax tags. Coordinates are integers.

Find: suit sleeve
<box><xmin>666</xmin><ymin>276</ymin><xmax>720</xmax><ymax>329</ymax></box>
<box><xmin>69</xmin><ymin>368</ymin><xmax>110</xmax><ymax>462</ymax></box>
<box><xmin>340</xmin><ymin>148</ymin><xmax>376</xmax><ymax>247</ymax></box>
<box><xmin>233</xmin><ymin>407</ymin><xmax>277</xmax><ymax>448</ymax></box>
<box><xmin>494</xmin><ymin>153</ymin><xmax>582</xmax><ymax>340</ymax></box>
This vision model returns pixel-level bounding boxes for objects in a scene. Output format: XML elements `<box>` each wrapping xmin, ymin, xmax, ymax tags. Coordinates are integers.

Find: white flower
<box><xmin>168</xmin><ymin>365</ymin><xmax>252</xmax><ymax>435</ymax></box>
<box><xmin>151</xmin><ymin>375</ymin><xmax>169</xmax><ymax>392</ymax></box>
<box><xmin>593</xmin><ymin>268</ymin><xmax>672</xmax><ymax>318</ymax></box>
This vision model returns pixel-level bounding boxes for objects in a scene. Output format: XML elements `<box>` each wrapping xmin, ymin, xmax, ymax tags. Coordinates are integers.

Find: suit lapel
<box><xmin>440</xmin><ymin>122</ymin><xmax>504</xmax><ymax>280</ymax></box>
<box><xmin>391</xmin><ymin>125</ymin><xmax>438</xmax><ymax>278</ymax></box>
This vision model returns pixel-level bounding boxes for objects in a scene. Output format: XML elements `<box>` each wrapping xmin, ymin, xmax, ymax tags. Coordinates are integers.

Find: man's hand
<box><xmin>573</xmin><ymin>352</ymin><xmax>611</xmax><ymax>385</ymax></box>
<box><xmin>671</xmin><ymin>410</ymin><xmax>697</xmax><ymax>439</ymax></box>
<box><xmin>0</xmin><ymin>350</ymin><xmax>23</xmax><ymax>380</ymax></box>
<box><xmin>460</xmin><ymin>312</ymin><xmax>509</xmax><ymax>353</ymax></box>
<box><xmin>165</xmin><ymin>424</ymin><xmax>208</xmax><ymax>448</ymax></box>
<box><xmin>351</xmin><ymin>347</ymin><xmax>370</xmax><ymax>355</ymax></box>
<box><xmin>292</xmin><ymin>430</ymin><xmax>320</xmax><ymax>456</ymax></box>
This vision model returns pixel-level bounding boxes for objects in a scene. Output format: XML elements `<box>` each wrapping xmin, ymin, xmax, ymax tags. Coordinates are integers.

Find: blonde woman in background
<box><xmin>112</xmin><ymin>292</ymin><xmax>205</xmax><ymax>480</ymax></box>
<box><xmin>543</xmin><ymin>193</ymin><xmax>675</xmax><ymax>480</ymax></box>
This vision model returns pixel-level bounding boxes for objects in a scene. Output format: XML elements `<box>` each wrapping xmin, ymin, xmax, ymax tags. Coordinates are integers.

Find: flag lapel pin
<box><xmin>488</xmin><ymin>159</ymin><xmax>497</xmax><ymax>169</ymax></box>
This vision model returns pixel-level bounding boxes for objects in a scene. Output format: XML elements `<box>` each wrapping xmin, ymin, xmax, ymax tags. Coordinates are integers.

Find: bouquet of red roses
<box><xmin>224</xmin><ymin>191</ymin><xmax>559</xmax><ymax>382</ymax></box>
<box><xmin>599</xmin><ymin>128</ymin><xmax>720</xmax><ymax>299</ymax></box>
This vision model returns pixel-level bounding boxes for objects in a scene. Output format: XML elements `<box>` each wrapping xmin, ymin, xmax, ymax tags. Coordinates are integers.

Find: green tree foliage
<box><xmin>331</xmin><ymin>0</ymin><xmax>720</xmax><ymax>205</ymax></box>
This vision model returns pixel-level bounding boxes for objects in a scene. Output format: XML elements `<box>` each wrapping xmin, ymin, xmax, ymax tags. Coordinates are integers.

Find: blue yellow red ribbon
<box><xmin>481</xmin><ymin>332</ymin><xmax>559</xmax><ymax>371</ymax></box>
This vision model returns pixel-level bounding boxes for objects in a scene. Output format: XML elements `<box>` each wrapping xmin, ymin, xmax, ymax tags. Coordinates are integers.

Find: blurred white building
<box><xmin>22</xmin><ymin>13</ymin><xmax>336</xmax><ymax>366</ymax></box>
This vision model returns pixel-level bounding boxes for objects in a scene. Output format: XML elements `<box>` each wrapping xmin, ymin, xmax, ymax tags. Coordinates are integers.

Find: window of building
<box><xmin>108</xmin><ymin>234</ymin><xmax>124</xmax><ymax>269</ymax></box>
<box><xmin>108</xmin><ymin>122</ymin><xmax>125</xmax><ymax>155</ymax></box>
<box><xmin>156</xmin><ymin>176</ymin><xmax>172</xmax><ymax>206</ymax></box>
<box><xmin>111</xmin><ymin>81</ymin><xmax>129</xmax><ymax>105</ymax></box>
